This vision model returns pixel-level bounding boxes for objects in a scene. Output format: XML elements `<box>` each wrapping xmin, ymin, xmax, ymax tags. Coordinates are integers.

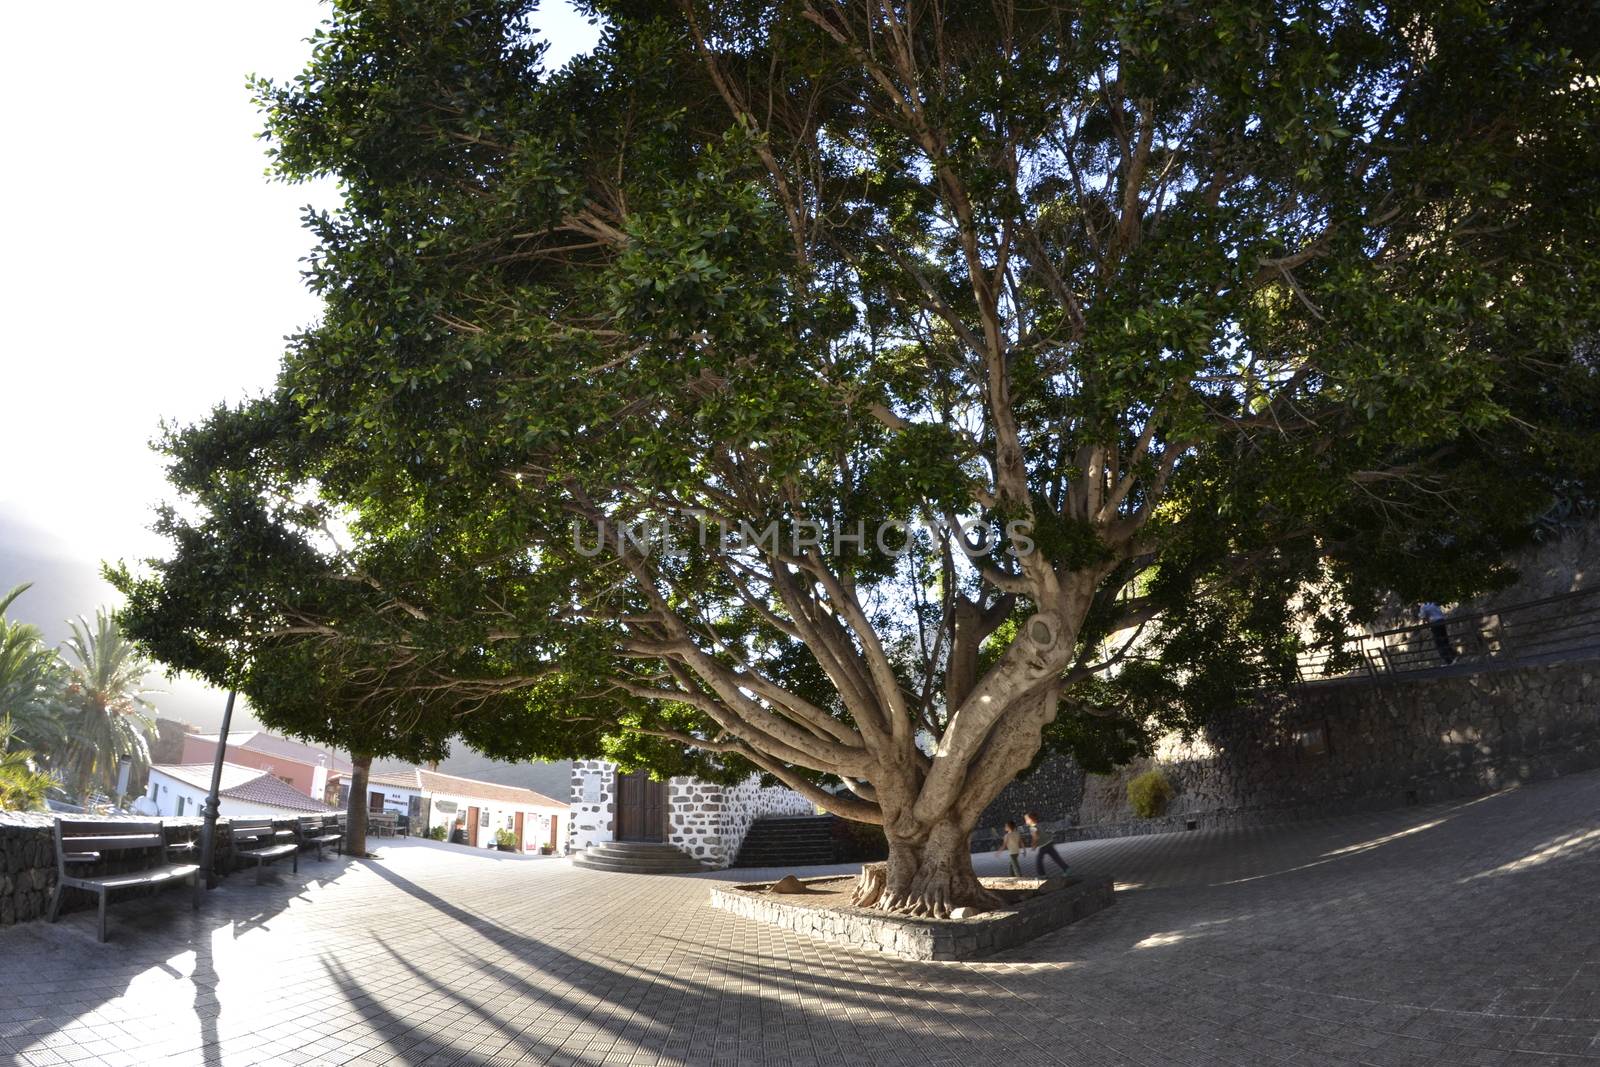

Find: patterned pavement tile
<box><xmin>2</xmin><ymin>769</ymin><xmax>1600</xmax><ymax>1065</ymax></box>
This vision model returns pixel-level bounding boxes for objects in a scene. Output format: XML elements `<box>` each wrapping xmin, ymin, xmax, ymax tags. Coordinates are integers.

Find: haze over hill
<box><xmin>0</xmin><ymin>0</ymin><xmax>598</xmax><ymax>811</ymax></box>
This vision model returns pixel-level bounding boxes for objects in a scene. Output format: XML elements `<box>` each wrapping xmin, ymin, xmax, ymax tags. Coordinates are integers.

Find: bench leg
<box><xmin>97</xmin><ymin>890</ymin><xmax>109</xmax><ymax>943</ymax></box>
<box><xmin>47</xmin><ymin>883</ymin><xmax>62</xmax><ymax>923</ymax></box>
<box><xmin>256</xmin><ymin>859</ymin><xmax>265</xmax><ymax>885</ymax></box>
<box><xmin>292</xmin><ymin>851</ymin><xmax>299</xmax><ymax>875</ymax></box>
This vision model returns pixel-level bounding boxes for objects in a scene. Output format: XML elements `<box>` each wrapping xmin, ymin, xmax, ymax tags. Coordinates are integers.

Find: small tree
<box><xmin>111</xmin><ymin>479</ymin><xmax>459</xmax><ymax>858</ymax></box>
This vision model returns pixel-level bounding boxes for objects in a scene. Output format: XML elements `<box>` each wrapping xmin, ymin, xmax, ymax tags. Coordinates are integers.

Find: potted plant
<box><xmin>539</xmin><ymin>844</ymin><xmax>554</xmax><ymax>856</ymax></box>
<box><xmin>494</xmin><ymin>828</ymin><xmax>519</xmax><ymax>852</ymax></box>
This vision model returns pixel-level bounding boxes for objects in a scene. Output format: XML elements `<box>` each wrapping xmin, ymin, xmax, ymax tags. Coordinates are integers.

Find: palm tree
<box><xmin>0</xmin><ymin>583</ymin><xmax>65</xmax><ymax>756</ymax></box>
<box><xmin>0</xmin><ymin>715</ymin><xmax>58</xmax><ymax>811</ymax></box>
<box><xmin>58</xmin><ymin>609</ymin><xmax>158</xmax><ymax>801</ymax></box>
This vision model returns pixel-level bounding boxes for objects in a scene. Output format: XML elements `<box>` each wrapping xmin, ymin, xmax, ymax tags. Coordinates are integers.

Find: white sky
<box><xmin>0</xmin><ymin>1</ymin><xmax>601</xmax><ymax>725</ymax></box>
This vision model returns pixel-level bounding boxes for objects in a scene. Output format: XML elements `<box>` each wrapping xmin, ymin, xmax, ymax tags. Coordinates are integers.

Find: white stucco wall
<box><xmin>361</xmin><ymin>782</ymin><xmax>564</xmax><ymax>851</ymax></box>
<box><xmin>145</xmin><ymin>771</ymin><xmax>324</xmax><ymax>821</ymax></box>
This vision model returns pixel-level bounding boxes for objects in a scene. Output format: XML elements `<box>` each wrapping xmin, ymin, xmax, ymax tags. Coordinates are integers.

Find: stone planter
<box><xmin>710</xmin><ymin>874</ymin><xmax>1115</xmax><ymax>961</ymax></box>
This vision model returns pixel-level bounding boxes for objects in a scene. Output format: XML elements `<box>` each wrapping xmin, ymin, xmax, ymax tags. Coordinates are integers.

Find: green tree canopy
<box><xmin>118</xmin><ymin>0</ymin><xmax>1600</xmax><ymax>914</ymax></box>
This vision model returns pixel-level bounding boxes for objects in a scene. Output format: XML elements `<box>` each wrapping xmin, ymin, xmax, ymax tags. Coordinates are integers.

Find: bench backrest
<box><xmin>54</xmin><ymin>819</ymin><xmax>166</xmax><ymax>874</ymax></box>
<box><xmin>229</xmin><ymin>820</ymin><xmax>280</xmax><ymax>850</ymax></box>
<box><xmin>297</xmin><ymin>816</ymin><xmax>324</xmax><ymax>835</ymax></box>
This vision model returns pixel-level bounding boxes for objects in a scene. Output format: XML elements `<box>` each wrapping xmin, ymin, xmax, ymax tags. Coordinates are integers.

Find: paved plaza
<box><xmin>4</xmin><ymin>770</ymin><xmax>1600</xmax><ymax>1067</ymax></box>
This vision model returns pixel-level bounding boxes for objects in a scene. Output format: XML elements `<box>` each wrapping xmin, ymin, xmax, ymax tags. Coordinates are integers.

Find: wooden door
<box><xmin>614</xmin><ymin>771</ymin><xmax>667</xmax><ymax>841</ymax></box>
<box><xmin>513</xmin><ymin>811</ymin><xmax>524</xmax><ymax>850</ymax></box>
<box><xmin>468</xmin><ymin>805</ymin><xmax>481</xmax><ymax>846</ymax></box>
<box><xmin>549</xmin><ymin>814</ymin><xmax>559</xmax><ymax>850</ymax></box>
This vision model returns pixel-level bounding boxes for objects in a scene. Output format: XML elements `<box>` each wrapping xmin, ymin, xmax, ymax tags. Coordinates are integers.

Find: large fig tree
<box><xmin>120</xmin><ymin>0</ymin><xmax>1600</xmax><ymax>914</ymax></box>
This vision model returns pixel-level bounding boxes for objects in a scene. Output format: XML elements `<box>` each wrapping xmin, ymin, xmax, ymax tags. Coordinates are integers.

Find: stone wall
<box><xmin>0</xmin><ymin>812</ymin><xmax>296</xmax><ymax>928</ymax></box>
<box><xmin>665</xmin><ymin>777</ymin><xmax>721</xmax><ymax>863</ymax></box>
<box><xmin>976</xmin><ymin>752</ymin><xmax>1086</xmax><ymax>850</ymax></box>
<box><xmin>657</xmin><ymin>773</ymin><xmax>815</xmax><ymax>867</ymax></box>
<box><xmin>710</xmin><ymin>875</ymin><xmax>1116</xmax><ymax>961</ymax></box>
<box><xmin>712</xmin><ymin>775</ymin><xmax>818</xmax><ymax>866</ymax></box>
<box><xmin>1070</xmin><ymin>654</ymin><xmax>1600</xmax><ymax>836</ymax></box>
<box><xmin>568</xmin><ymin>760</ymin><xmax>615</xmax><ymax>853</ymax></box>
<box><xmin>972</xmin><ymin>653</ymin><xmax>1600</xmax><ymax>847</ymax></box>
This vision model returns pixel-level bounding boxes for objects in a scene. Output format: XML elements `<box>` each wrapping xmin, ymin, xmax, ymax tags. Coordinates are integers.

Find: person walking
<box><xmin>998</xmin><ymin>821</ymin><xmax>1025</xmax><ymax>877</ymax></box>
<box><xmin>1415</xmin><ymin>602</ymin><xmax>1457</xmax><ymax>665</ymax></box>
<box><xmin>1026</xmin><ymin>811</ymin><xmax>1068</xmax><ymax>877</ymax></box>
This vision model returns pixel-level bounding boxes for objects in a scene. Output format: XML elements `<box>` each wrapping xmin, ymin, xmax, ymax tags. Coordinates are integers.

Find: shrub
<box><xmin>1128</xmin><ymin>769</ymin><xmax>1174</xmax><ymax>819</ymax></box>
<box><xmin>494</xmin><ymin>827</ymin><xmax>519</xmax><ymax>849</ymax></box>
<box><xmin>425</xmin><ymin>824</ymin><xmax>447</xmax><ymax>841</ymax></box>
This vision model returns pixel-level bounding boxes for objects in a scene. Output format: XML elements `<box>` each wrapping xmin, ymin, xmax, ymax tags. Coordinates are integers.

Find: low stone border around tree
<box><xmin>709</xmin><ymin>874</ymin><xmax>1115</xmax><ymax>961</ymax></box>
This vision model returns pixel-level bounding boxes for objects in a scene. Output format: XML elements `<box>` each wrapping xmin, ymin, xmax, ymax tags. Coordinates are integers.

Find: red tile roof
<box><xmin>153</xmin><ymin>763</ymin><xmax>260</xmax><ymax>792</ymax></box>
<box><xmin>417</xmin><ymin>768</ymin><xmax>565</xmax><ymax>809</ymax></box>
<box><xmin>222</xmin><ymin>772</ymin><xmax>332</xmax><ymax>813</ymax></box>
<box><xmin>330</xmin><ymin>766</ymin><xmax>564</xmax><ymax>808</ymax></box>
<box><xmin>151</xmin><ymin>763</ymin><xmax>334</xmax><ymax>815</ymax></box>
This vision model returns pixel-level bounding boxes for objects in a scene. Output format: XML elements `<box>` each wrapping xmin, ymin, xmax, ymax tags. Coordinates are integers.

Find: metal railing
<box><xmin>1296</xmin><ymin>586</ymin><xmax>1600</xmax><ymax>683</ymax></box>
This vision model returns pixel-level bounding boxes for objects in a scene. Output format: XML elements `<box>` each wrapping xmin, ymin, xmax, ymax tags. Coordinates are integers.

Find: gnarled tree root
<box><xmin>850</xmin><ymin>860</ymin><xmax>1002</xmax><ymax>919</ymax></box>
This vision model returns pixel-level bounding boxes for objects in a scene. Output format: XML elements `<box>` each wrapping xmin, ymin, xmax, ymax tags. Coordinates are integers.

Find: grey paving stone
<box><xmin>4</xmin><ymin>771</ymin><xmax>1600</xmax><ymax>1064</ymax></box>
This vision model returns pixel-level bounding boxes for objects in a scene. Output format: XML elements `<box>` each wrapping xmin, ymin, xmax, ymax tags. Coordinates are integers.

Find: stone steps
<box><xmin>731</xmin><ymin>815</ymin><xmax>840</xmax><ymax>868</ymax></box>
<box><xmin>571</xmin><ymin>841</ymin><xmax>709</xmax><ymax>874</ymax></box>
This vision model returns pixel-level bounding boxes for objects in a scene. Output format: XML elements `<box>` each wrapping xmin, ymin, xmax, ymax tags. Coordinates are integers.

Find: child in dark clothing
<box><xmin>1026</xmin><ymin>811</ymin><xmax>1069</xmax><ymax>876</ymax></box>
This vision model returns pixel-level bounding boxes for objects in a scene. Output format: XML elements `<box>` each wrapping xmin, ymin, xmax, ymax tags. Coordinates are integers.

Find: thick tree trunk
<box><xmin>851</xmin><ymin>819</ymin><xmax>998</xmax><ymax>918</ymax></box>
<box><xmin>345</xmin><ymin>752</ymin><xmax>371</xmax><ymax>857</ymax></box>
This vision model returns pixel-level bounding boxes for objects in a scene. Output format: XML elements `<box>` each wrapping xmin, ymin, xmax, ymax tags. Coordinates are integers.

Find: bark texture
<box><xmin>344</xmin><ymin>752</ymin><xmax>371</xmax><ymax>858</ymax></box>
<box><xmin>851</xmin><ymin>819</ymin><xmax>999</xmax><ymax>918</ymax></box>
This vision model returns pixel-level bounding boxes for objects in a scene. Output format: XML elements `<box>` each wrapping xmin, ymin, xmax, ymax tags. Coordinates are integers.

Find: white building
<box><xmin>569</xmin><ymin>761</ymin><xmax>816</xmax><ymax>867</ymax></box>
<box><xmin>145</xmin><ymin>763</ymin><xmax>335</xmax><ymax>820</ymax></box>
<box><xmin>331</xmin><ymin>766</ymin><xmax>568</xmax><ymax>853</ymax></box>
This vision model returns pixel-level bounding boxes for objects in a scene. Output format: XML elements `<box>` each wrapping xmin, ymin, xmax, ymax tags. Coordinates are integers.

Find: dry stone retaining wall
<box><xmin>0</xmin><ymin>812</ymin><xmax>279</xmax><ymax>929</ymax></box>
<box><xmin>985</xmin><ymin>654</ymin><xmax>1600</xmax><ymax>843</ymax></box>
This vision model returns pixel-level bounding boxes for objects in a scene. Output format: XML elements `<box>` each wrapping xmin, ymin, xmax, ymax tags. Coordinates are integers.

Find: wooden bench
<box><xmin>296</xmin><ymin>815</ymin><xmax>345</xmax><ymax>861</ymax></box>
<box><xmin>230</xmin><ymin>820</ymin><xmax>300</xmax><ymax>883</ymax></box>
<box><xmin>48</xmin><ymin>819</ymin><xmax>200</xmax><ymax>943</ymax></box>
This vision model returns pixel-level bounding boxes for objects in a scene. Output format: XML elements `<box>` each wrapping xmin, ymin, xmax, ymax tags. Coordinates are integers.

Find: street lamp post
<box><xmin>194</xmin><ymin>687</ymin><xmax>238</xmax><ymax>908</ymax></box>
